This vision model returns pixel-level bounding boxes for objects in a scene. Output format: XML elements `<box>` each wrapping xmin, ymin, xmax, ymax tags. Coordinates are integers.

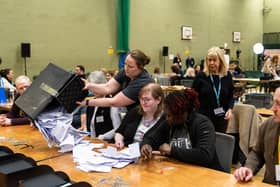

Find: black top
<box><xmin>141</xmin><ymin>112</ymin><xmax>221</xmax><ymax>170</ymax></box>
<box><xmin>192</xmin><ymin>71</ymin><xmax>234</xmax><ymax>118</ymax></box>
<box><xmin>114</xmin><ymin>69</ymin><xmax>154</xmax><ymax>111</ymax></box>
<box><xmin>115</xmin><ymin>107</ymin><xmax>166</xmax><ymax>146</ymax></box>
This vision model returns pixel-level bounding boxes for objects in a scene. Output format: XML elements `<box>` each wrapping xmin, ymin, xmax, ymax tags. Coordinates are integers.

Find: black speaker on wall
<box><xmin>21</xmin><ymin>43</ymin><xmax>31</xmax><ymax>58</ymax></box>
<box><xmin>162</xmin><ymin>46</ymin><xmax>168</xmax><ymax>56</ymax></box>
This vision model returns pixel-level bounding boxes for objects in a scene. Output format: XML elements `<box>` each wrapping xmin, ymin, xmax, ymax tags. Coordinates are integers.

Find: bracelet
<box><xmin>86</xmin><ymin>100</ymin><xmax>89</xmax><ymax>106</ymax></box>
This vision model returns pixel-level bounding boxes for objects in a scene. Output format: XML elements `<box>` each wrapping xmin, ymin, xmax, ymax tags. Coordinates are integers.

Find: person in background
<box><xmin>141</xmin><ymin>89</ymin><xmax>221</xmax><ymax>171</ymax></box>
<box><xmin>184</xmin><ymin>67</ymin><xmax>195</xmax><ymax>79</ymax></box>
<box><xmin>261</xmin><ymin>55</ymin><xmax>279</xmax><ymax>79</ymax></box>
<box><xmin>192</xmin><ymin>46</ymin><xmax>234</xmax><ymax>133</ymax></box>
<box><xmin>234</xmin><ymin>87</ymin><xmax>280</xmax><ymax>185</ymax></box>
<box><xmin>114</xmin><ymin>83</ymin><xmax>165</xmax><ymax>148</ymax></box>
<box><xmin>105</xmin><ymin>70</ymin><xmax>116</xmax><ymax>81</ymax></box>
<box><xmin>82</xmin><ymin>71</ymin><xmax>123</xmax><ymax>141</ymax></box>
<box><xmin>173</xmin><ymin>53</ymin><xmax>183</xmax><ymax>69</ymax></box>
<box><xmin>185</xmin><ymin>55</ymin><xmax>195</xmax><ymax>69</ymax></box>
<box><xmin>0</xmin><ymin>75</ymin><xmax>31</xmax><ymax>126</ymax></box>
<box><xmin>71</xmin><ymin>65</ymin><xmax>87</xmax><ymax>129</ymax></box>
<box><xmin>74</xmin><ymin>65</ymin><xmax>86</xmax><ymax>77</ymax></box>
<box><xmin>170</xmin><ymin>64</ymin><xmax>182</xmax><ymax>85</ymax></box>
<box><xmin>153</xmin><ymin>67</ymin><xmax>160</xmax><ymax>74</ymax></box>
<box><xmin>78</xmin><ymin>49</ymin><xmax>154</xmax><ymax>111</ymax></box>
<box><xmin>0</xmin><ymin>68</ymin><xmax>15</xmax><ymax>90</ymax></box>
<box><xmin>194</xmin><ymin>64</ymin><xmax>201</xmax><ymax>76</ymax></box>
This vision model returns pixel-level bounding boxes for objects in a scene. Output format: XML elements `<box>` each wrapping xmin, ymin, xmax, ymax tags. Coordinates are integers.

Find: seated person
<box><xmin>183</xmin><ymin>67</ymin><xmax>195</xmax><ymax>79</ymax></box>
<box><xmin>0</xmin><ymin>68</ymin><xmax>16</xmax><ymax>90</ymax></box>
<box><xmin>169</xmin><ymin>64</ymin><xmax>182</xmax><ymax>85</ymax></box>
<box><xmin>114</xmin><ymin>83</ymin><xmax>165</xmax><ymax>148</ymax></box>
<box><xmin>234</xmin><ymin>87</ymin><xmax>280</xmax><ymax>185</ymax></box>
<box><xmin>81</xmin><ymin>71</ymin><xmax>123</xmax><ymax>141</ymax></box>
<box><xmin>0</xmin><ymin>75</ymin><xmax>31</xmax><ymax>126</ymax></box>
<box><xmin>261</xmin><ymin>55</ymin><xmax>279</xmax><ymax>79</ymax></box>
<box><xmin>141</xmin><ymin>89</ymin><xmax>221</xmax><ymax>170</ymax></box>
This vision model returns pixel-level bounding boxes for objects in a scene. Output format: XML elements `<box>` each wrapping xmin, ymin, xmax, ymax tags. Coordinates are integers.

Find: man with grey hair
<box><xmin>0</xmin><ymin>75</ymin><xmax>31</xmax><ymax>126</ymax></box>
<box><xmin>234</xmin><ymin>87</ymin><xmax>280</xmax><ymax>185</ymax></box>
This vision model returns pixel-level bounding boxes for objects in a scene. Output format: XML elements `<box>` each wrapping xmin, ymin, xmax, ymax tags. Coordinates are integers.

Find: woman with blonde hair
<box><xmin>192</xmin><ymin>47</ymin><xmax>234</xmax><ymax>132</ymax></box>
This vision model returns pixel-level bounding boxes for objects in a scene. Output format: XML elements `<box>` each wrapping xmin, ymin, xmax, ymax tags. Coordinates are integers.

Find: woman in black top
<box><xmin>192</xmin><ymin>46</ymin><xmax>234</xmax><ymax>132</ymax></box>
<box><xmin>141</xmin><ymin>89</ymin><xmax>221</xmax><ymax>170</ymax></box>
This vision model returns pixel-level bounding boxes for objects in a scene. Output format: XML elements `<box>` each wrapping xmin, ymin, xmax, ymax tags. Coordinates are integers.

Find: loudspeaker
<box><xmin>162</xmin><ymin>46</ymin><xmax>168</xmax><ymax>56</ymax></box>
<box><xmin>21</xmin><ymin>43</ymin><xmax>31</xmax><ymax>58</ymax></box>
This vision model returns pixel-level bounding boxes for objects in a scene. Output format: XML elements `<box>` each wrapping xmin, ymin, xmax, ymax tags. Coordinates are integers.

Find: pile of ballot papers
<box><xmin>34</xmin><ymin>106</ymin><xmax>88</xmax><ymax>152</ymax></box>
<box><xmin>73</xmin><ymin>142</ymin><xmax>140</xmax><ymax>172</ymax></box>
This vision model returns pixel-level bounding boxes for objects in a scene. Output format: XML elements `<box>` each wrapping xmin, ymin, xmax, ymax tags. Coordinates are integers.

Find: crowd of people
<box><xmin>0</xmin><ymin>47</ymin><xmax>280</xmax><ymax>185</ymax></box>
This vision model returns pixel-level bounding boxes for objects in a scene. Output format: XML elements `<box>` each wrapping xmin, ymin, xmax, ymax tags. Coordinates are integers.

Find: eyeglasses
<box><xmin>139</xmin><ymin>97</ymin><xmax>152</xmax><ymax>103</ymax></box>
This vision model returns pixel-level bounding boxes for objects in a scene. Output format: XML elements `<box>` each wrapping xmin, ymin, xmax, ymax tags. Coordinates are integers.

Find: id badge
<box><xmin>213</xmin><ymin>107</ymin><xmax>225</xmax><ymax>116</ymax></box>
<box><xmin>96</xmin><ymin>116</ymin><xmax>104</xmax><ymax>123</ymax></box>
<box><xmin>275</xmin><ymin>165</ymin><xmax>280</xmax><ymax>182</ymax></box>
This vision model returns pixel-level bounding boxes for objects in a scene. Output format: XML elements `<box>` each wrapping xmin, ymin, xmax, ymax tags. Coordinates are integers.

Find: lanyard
<box><xmin>210</xmin><ymin>75</ymin><xmax>221</xmax><ymax>107</ymax></box>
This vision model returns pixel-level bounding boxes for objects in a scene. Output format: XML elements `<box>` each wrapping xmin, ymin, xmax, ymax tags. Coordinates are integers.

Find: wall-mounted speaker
<box><xmin>162</xmin><ymin>46</ymin><xmax>168</xmax><ymax>56</ymax></box>
<box><xmin>21</xmin><ymin>43</ymin><xmax>31</xmax><ymax>58</ymax></box>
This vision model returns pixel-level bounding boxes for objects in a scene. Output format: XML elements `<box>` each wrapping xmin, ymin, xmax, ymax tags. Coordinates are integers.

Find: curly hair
<box><xmin>164</xmin><ymin>88</ymin><xmax>199</xmax><ymax>124</ymax></box>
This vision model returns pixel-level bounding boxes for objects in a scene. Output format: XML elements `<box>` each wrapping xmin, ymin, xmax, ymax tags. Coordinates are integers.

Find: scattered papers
<box><xmin>34</xmin><ymin>106</ymin><xmax>89</xmax><ymax>152</ymax></box>
<box><xmin>73</xmin><ymin>142</ymin><xmax>140</xmax><ymax>172</ymax></box>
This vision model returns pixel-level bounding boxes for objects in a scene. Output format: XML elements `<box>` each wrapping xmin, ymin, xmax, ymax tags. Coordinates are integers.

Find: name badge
<box><xmin>214</xmin><ymin>107</ymin><xmax>225</xmax><ymax>116</ymax></box>
<box><xmin>96</xmin><ymin>116</ymin><xmax>104</xmax><ymax>123</ymax></box>
<box><xmin>275</xmin><ymin>165</ymin><xmax>280</xmax><ymax>182</ymax></box>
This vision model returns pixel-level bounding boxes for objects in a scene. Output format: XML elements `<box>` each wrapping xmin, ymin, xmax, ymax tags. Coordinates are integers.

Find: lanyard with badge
<box><xmin>210</xmin><ymin>75</ymin><xmax>225</xmax><ymax>116</ymax></box>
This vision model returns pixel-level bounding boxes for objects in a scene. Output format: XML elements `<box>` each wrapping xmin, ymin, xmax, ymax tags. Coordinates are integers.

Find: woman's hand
<box><xmin>141</xmin><ymin>144</ymin><xmax>153</xmax><ymax>160</ymax></box>
<box><xmin>159</xmin><ymin>143</ymin><xmax>171</xmax><ymax>156</ymax></box>
<box><xmin>224</xmin><ymin>108</ymin><xmax>232</xmax><ymax>120</ymax></box>
<box><xmin>114</xmin><ymin>133</ymin><xmax>124</xmax><ymax>149</ymax></box>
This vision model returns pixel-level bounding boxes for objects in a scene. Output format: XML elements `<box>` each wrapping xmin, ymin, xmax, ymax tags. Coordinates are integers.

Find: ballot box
<box><xmin>15</xmin><ymin>63</ymin><xmax>88</xmax><ymax>119</ymax></box>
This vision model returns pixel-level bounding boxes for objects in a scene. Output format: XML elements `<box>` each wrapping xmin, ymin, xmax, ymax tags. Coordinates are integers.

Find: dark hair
<box><xmin>154</xmin><ymin>67</ymin><xmax>160</xmax><ymax>74</ymax></box>
<box><xmin>164</xmin><ymin>88</ymin><xmax>199</xmax><ymax>124</ymax></box>
<box><xmin>171</xmin><ymin>64</ymin><xmax>180</xmax><ymax>74</ymax></box>
<box><xmin>129</xmin><ymin>49</ymin><xmax>150</xmax><ymax>70</ymax></box>
<box><xmin>76</xmin><ymin>65</ymin><xmax>85</xmax><ymax>73</ymax></box>
<box><xmin>0</xmin><ymin>68</ymin><xmax>11</xmax><ymax>78</ymax></box>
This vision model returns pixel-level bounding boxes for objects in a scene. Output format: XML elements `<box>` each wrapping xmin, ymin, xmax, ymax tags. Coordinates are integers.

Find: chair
<box><xmin>215</xmin><ymin>132</ymin><xmax>235</xmax><ymax>173</ymax></box>
<box><xmin>180</xmin><ymin>79</ymin><xmax>194</xmax><ymax>88</ymax></box>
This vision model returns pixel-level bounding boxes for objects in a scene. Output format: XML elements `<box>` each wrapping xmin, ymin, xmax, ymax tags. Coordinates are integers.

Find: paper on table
<box><xmin>73</xmin><ymin>142</ymin><xmax>141</xmax><ymax>172</ymax></box>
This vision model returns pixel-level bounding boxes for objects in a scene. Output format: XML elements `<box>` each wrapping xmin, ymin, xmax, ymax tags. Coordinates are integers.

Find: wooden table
<box><xmin>0</xmin><ymin>125</ymin><xmax>274</xmax><ymax>187</ymax></box>
<box><xmin>256</xmin><ymin>108</ymin><xmax>274</xmax><ymax>117</ymax></box>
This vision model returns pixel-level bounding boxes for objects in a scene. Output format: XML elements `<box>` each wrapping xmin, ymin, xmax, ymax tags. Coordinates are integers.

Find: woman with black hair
<box><xmin>141</xmin><ymin>89</ymin><xmax>221</xmax><ymax>170</ymax></box>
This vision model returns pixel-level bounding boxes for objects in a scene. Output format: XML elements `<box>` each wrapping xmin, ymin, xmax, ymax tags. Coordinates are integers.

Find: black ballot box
<box><xmin>15</xmin><ymin>63</ymin><xmax>88</xmax><ymax>120</ymax></box>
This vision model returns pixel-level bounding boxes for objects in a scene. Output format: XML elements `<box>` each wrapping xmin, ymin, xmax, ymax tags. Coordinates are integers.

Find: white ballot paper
<box><xmin>73</xmin><ymin>142</ymin><xmax>141</xmax><ymax>172</ymax></box>
<box><xmin>34</xmin><ymin>106</ymin><xmax>88</xmax><ymax>152</ymax></box>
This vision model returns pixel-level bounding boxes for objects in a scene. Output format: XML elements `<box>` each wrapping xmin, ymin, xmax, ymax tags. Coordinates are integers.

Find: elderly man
<box><xmin>234</xmin><ymin>87</ymin><xmax>280</xmax><ymax>185</ymax></box>
<box><xmin>0</xmin><ymin>75</ymin><xmax>31</xmax><ymax>126</ymax></box>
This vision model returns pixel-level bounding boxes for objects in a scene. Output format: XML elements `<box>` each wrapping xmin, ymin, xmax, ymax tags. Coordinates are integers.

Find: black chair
<box><xmin>215</xmin><ymin>132</ymin><xmax>235</xmax><ymax>173</ymax></box>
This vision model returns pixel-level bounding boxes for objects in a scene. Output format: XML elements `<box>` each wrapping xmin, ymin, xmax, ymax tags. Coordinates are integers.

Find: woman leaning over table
<box><xmin>141</xmin><ymin>89</ymin><xmax>221</xmax><ymax>170</ymax></box>
<box><xmin>78</xmin><ymin>49</ymin><xmax>154</xmax><ymax>111</ymax></box>
<box><xmin>114</xmin><ymin>83</ymin><xmax>165</xmax><ymax>149</ymax></box>
<box><xmin>192</xmin><ymin>47</ymin><xmax>234</xmax><ymax>133</ymax></box>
